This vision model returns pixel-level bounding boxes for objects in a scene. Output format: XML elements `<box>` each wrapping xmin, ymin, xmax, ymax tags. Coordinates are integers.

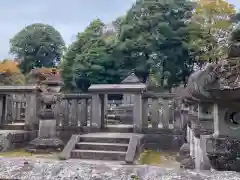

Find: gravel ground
<box><xmin>0</xmin><ymin>157</ymin><xmax>240</xmax><ymax>180</ymax></box>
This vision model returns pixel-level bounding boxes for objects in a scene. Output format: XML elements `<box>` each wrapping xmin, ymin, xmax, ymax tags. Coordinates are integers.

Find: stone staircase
<box><xmin>60</xmin><ymin>133</ymin><xmax>141</xmax><ymax>162</ymax></box>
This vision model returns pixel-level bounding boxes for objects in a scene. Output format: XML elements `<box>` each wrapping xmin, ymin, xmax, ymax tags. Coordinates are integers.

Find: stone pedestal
<box><xmin>27</xmin><ymin>71</ymin><xmax>64</xmax><ymax>153</ymax></box>
<box><xmin>28</xmin><ymin>107</ymin><xmax>63</xmax><ymax>153</ymax></box>
<box><xmin>29</xmin><ymin>119</ymin><xmax>63</xmax><ymax>151</ymax></box>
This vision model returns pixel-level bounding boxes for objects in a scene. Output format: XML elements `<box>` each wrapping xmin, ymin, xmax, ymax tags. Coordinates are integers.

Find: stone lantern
<box><xmin>27</xmin><ymin>69</ymin><xmax>64</xmax><ymax>152</ymax></box>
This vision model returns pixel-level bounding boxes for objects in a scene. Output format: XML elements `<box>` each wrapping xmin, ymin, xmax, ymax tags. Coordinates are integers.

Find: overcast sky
<box><xmin>0</xmin><ymin>0</ymin><xmax>239</xmax><ymax>59</ymax></box>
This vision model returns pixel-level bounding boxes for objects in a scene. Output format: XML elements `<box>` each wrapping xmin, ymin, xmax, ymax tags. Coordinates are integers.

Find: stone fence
<box><xmin>0</xmin><ymin>88</ymin><xmax>186</xmax><ymax>138</ymax></box>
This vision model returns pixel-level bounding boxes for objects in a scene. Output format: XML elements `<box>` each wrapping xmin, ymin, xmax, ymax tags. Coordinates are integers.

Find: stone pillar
<box><xmin>123</xmin><ymin>94</ymin><xmax>134</xmax><ymax>105</ymax></box>
<box><xmin>173</xmin><ymin>106</ymin><xmax>182</xmax><ymax>130</ymax></box>
<box><xmin>70</xmin><ymin>99</ymin><xmax>78</xmax><ymax>126</ymax></box>
<box><xmin>100</xmin><ymin>94</ymin><xmax>106</xmax><ymax>128</ymax></box>
<box><xmin>213</xmin><ymin>103</ymin><xmax>223</xmax><ymax>138</ymax></box>
<box><xmin>133</xmin><ymin>93</ymin><xmax>143</xmax><ymax>133</ymax></box>
<box><xmin>5</xmin><ymin>95</ymin><xmax>13</xmax><ymax>124</ymax></box>
<box><xmin>189</xmin><ymin>125</ymin><xmax>195</xmax><ymax>158</ymax></box>
<box><xmin>25</xmin><ymin>92</ymin><xmax>38</xmax><ymax>130</ymax></box>
<box><xmin>80</xmin><ymin>99</ymin><xmax>88</xmax><ymax>126</ymax></box>
<box><xmin>149</xmin><ymin>99</ymin><xmax>159</xmax><ymax>128</ymax></box>
<box><xmin>142</xmin><ymin>98</ymin><xmax>148</xmax><ymax>128</ymax></box>
<box><xmin>91</xmin><ymin>94</ymin><xmax>102</xmax><ymax>129</ymax></box>
<box><xmin>104</xmin><ymin>94</ymin><xmax>108</xmax><ymax>119</ymax></box>
<box><xmin>162</xmin><ymin>99</ymin><xmax>170</xmax><ymax>128</ymax></box>
<box><xmin>199</xmin><ymin>135</ymin><xmax>212</xmax><ymax>170</ymax></box>
<box><xmin>0</xmin><ymin>95</ymin><xmax>4</xmax><ymax>126</ymax></box>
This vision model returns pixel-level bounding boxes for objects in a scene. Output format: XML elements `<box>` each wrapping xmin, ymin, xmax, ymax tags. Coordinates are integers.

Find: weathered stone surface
<box><xmin>125</xmin><ymin>135</ymin><xmax>141</xmax><ymax>164</ymax></box>
<box><xmin>27</xmin><ymin>137</ymin><xmax>64</xmax><ymax>153</ymax></box>
<box><xmin>0</xmin><ymin>134</ymin><xmax>11</xmax><ymax>152</ymax></box>
<box><xmin>176</xmin><ymin>143</ymin><xmax>190</xmax><ymax>162</ymax></box>
<box><xmin>0</xmin><ymin>158</ymin><xmax>239</xmax><ymax>180</ymax></box>
<box><xmin>180</xmin><ymin>157</ymin><xmax>195</xmax><ymax>169</ymax></box>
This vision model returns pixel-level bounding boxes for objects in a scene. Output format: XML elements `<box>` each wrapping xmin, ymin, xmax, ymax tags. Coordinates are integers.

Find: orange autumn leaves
<box><xmin>0</xmin><ymin>60</ymin><xmax>61</xmax><ymax>85</ymax></box>
<box><xmin>0</xmin><ymin>59</ymin><xmax>25</xmax><ymax>85</ymax></box>
<box><xmin>0</xmin><ymin>59</ymin><xmax>21</xmax><ymax>75</ymax></box>
<box><xmin>29</xmin><ymin>67</ymin><xmax>60</xmax><ymax>80</ymax></box>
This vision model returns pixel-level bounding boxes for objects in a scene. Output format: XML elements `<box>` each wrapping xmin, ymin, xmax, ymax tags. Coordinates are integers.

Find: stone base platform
<box><xmin>0</xmin><ymin>130</ymin><xmax>37</xmax><ymax>152</ymax></box>
<box><xmin>27</xmin><ymin>137</ymin><xmax>64</xmax><ymax>153</ymax></box>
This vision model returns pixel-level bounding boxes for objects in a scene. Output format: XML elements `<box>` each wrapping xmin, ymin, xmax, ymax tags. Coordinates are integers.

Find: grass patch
<box><xmin>138</xmin><ymin>150</ymin><xmax>179</xmax><ymax>167</ymax></box>
<box><xmin>0</xmin><ymin>149</ymin><xmax>33</xmax><ymax>157</ymax></box>
<box><xmin>138</xmin><ymin>150</ymin><xmax>162</xmax><ymax>165</ymax></box>
<box><xmin>0</xmin><ymin>149</ymin><xmax>59</xmax><ymax>159</ymax></box>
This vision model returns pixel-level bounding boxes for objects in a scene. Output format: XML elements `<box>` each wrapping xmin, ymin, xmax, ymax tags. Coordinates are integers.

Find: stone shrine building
<box><xmin>121</xmin><ymin>72</ymin><xmax>142</xmax><ymax>104</ymax></box>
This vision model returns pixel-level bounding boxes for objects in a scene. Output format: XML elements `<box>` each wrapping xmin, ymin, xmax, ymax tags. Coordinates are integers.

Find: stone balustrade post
<box><xmin>25</xmin><ymin>92</ymin><xmax>38</xmax><ymax>130</ymax></box>
<box><xmin>0</xmin><ymin>95</ymin><xmax>4</xmax><ymax>126</ymax></box>
<box><xmin>142</xmin><ymin>98</ymin><xmax>149</xmax><ymax>128</ymax></box>
<box><xmin>162</xmin><ymin>98</ymin><xmax>170</xmax><ymax>128</ymax></box>
<box><xmin>133</xmin><ymin>93</ymin><xmax>143</xmax><ymax>133</ymax></box>
<box><xmin>80</xmin><ymin>99</ymin><xmax>88</xmax><ymax>126</ymax></box>
<box><xmin>91</xmin><ymin>94</ymin><xmax>102</xmax><ymax>129</ymax></box>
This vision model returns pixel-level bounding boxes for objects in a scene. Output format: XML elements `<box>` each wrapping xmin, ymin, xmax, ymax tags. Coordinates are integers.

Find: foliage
<box><xmin>0</xmin><ymin>60</ymin><xmax>25</xmax><ymax>85</ymax></box>
<box><xmin>9</xmin><ymin>23</ymin><xmax>65</xmax><ymax>73</ymax></box>
<box><xmin>61</xmin><ymin>19</ymin><xmax>121</xmax><ymax>91</ymax></box>
<box><xmin>60</xmin><ymin>0</ymin><xmax>237</xmax><ymax>90</ymax></box>
<box><xmin>27</xmin><ymin>67</ymin><xmax>60</xmax><ymax>84</ymax></box>
<box><xmin>0</xmin><ymin>60</ymin><xmax>21</xmax><ymax>74</ymax></box>
<box><xmin>192</xmin><ymin>0</ymin><xmax>236</xmax><ymax>63</ymax></box>
<box><xmin>116</xmin><ymin>0</ymin><xmax>196</xmax><ymax>86</ymax></box>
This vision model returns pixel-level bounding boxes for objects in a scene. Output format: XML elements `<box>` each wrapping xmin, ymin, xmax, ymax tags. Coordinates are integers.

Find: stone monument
<box><xmin>27</xmin><ymin>69</ymin><xmax>63</xmax><ymax>152</ymax></box>
<box><xmin>179</xmin><ymin>28</ymin><xmax>240</xmax><ymax>171</ymax></box>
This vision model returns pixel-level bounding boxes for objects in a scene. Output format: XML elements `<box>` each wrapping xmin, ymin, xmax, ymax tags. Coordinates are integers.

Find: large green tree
<box><xmin>10</xmin><ymin>23</ymin><xmax>65</xmax><ymax>73</ymax></box>
<box><xmin>61</xmin><ymin>19</ymin><xmax>121</xmax><ymax>91</ymax></box>
<box><xmin>116</xmin><ymin>0</ymin><xmax>196</xmax><ymax>86</ymax></box>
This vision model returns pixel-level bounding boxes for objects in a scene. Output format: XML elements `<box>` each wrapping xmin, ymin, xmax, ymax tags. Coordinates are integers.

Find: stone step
<box><xmin>13</xmin><ymin>120</ymin><xmax>25</xmax><ymax>124</ymax></box>
<box><xmin>80</xmin><ymin>136</ymin><xmax>130</xmax><ymax>144</ymax></box>
<box><xmin>101</xmin><ymin>126</ymin><xmax>133</xmax><ymax>133</ymax></box>
<box><xmin>3</xmin><ymin>123</ymin><xmax>25</xmax><ymax>130</ymax></box>
<box><xmin>105</xmin><ymin>119</ymin><xmax>121</xmax><ymax>124</ymax></box>
<box><xmin>71</xmin><ymin>149</ymin><xmax>126</xmax><ymax>161</ymax></box>
<box><xmin>75</xmin><ymin>142</ymin><xmax>128</xmax><ymax>152</ymax></box>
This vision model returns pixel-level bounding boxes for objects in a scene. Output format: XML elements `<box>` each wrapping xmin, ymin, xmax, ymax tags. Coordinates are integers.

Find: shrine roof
<box><xmin>88</xmin><ymin>83</ymin><xmax>147</xmax><ymax>93</ymax></box>
<box><xmin>121</xmin><ymin>73</ymin><xmax>141</xmax><ymax>84</ymax></box>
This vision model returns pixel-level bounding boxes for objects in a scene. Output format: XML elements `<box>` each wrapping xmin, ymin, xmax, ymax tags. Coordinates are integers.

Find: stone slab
<box><xmin>125</xmin><ymin>135</ymin><xmax>142</xmax><ymax>164</ymax></box>
<box><xmin>59</xmin><ymin>134</ymin><xmax>80</xmax><ymax>160</ymax></box>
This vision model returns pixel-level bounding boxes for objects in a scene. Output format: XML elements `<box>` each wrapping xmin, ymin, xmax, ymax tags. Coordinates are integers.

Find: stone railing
<box><xmin>0</xmin><ymin>89</ymin><xmax>186</xmax><ymax>133</ymax></box>
<box><xmin>141</xmin><ymin>93</ymin><xmax>186</xmax><ymax>132</ymax></box>
<box><xmin>4</xmin><ymin>94</ymin><xmax>26</xmax><ymax>124</ymax></box>
<box><xmin>54</xmin><ymin>94</ymin><xmax>92</xmax><ymax>127</ymax></box>
<box><xmin>0</xmin><ymin>85</ymin><xmax>39</xmax><ymax>129</ymax></box>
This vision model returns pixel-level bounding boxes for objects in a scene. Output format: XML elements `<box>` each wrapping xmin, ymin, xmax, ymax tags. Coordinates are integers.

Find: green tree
<box><xmin>192</xmin><ymin>0</ymin><xmax>236</xmax><ymax>63</ymax></box>
<box><xmin>61</xmin><ymin>19</ymin><xmax>121</xmax><ymax>91</ymax></box>
<box><xmin>10</xmin><ymin>23</ymin><xmax>65</xmax><ymax>73</ymax></box>
<box><xmin>115</xmin><ymin>0</ymin><xmax>196</xmax><ymax>87</ymax></box>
